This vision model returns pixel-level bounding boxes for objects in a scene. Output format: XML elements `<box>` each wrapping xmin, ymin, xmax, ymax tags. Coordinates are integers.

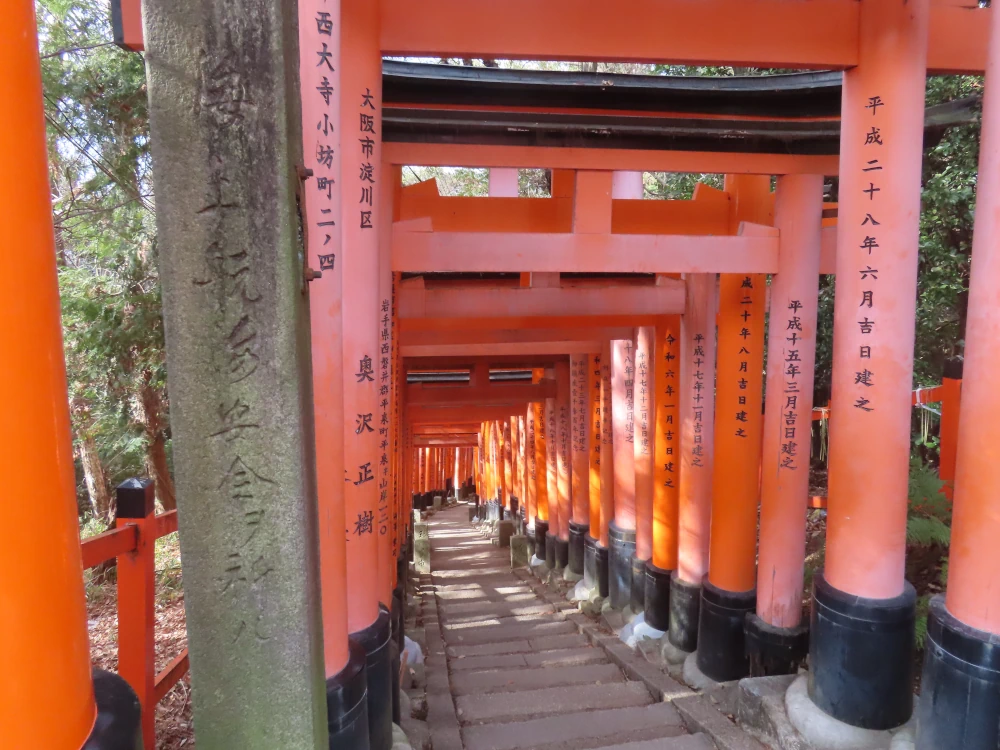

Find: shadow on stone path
<box><xmin>420</xmin><ymin>504</ymin><xmax>718</xmax><ymax>750</ymax></box>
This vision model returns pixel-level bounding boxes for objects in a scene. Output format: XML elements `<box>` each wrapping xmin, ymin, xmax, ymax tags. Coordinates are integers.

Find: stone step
<box><xmin>443</xmin><ymin>618</ymin><xmax>575</xmax><ymax>645</ymax></box>
<box><xmin>445</xmin><ymin>632</ymin><xmax>589</xmax><ymax>658</ymax></box>
<box><xmin>443</xmin><ymin>613</ymin><xmax>560</xmax><ymax>633</ymax></box>
<box><xmin>455</xmin><ymin>681</ymin><xmax>653</xmax><ymax>725</ymax></box>
<box><xmin>449</xmin><ymin>645</ymin><xmax>606</xmax><ymax>672</ymax></box>
<box><xmin>450</xmin><ymin>662</ymin><xmax>624</xmax><ymax>695</ymax></box>
<box><xmin>590</xmin><ymin>735</ymin><xmax>717</xmax><ymax>750</ymax></box>
<box><xmin>461</xmin><ymin>701</ymin><xmax>686</xmax><ymax>750</ymax></box>
<box><xmin>435</xmin><ymin>589</ymin><xmax>535</xmax><ymax>603</ymax></box>
<box><xmin>439</xmin><ymin>601</ymin><xmax>556</xmax><ymax>621</ymax></box>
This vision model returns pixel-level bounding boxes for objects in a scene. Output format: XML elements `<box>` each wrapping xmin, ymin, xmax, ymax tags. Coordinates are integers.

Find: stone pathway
<box><xmin>420</xmin><ymin>504</ymin><xmax>719</xmax><ymax>750</ymax></box>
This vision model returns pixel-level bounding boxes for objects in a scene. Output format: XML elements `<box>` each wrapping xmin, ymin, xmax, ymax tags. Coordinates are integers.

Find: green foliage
<box><xmin>906</xmin><ymin>457</ymin><xmax>952</xmax><ymax>547</ymax></box>
<box><xmin>38</xmin><ymin>0</ymin><xmax>169</xmax><ymax>514</ymax></box>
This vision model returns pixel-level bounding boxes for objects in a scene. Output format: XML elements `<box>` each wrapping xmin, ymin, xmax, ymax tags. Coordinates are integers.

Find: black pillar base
<box><xmin>569</xmin><ymin>521</ymin><xmax>588</xmax><ymax>575</ymax></box>
<box><xmin>596</xmin><ymin>543</ymin><xmax>610</xmax><ymax>598</ymax></box>
<box><xmin>808</xmin><ymin>572</ymin><xmax>916</xmax><ymax>730</ymax></box>
<box><xmin>510</xmin><ymin>496</ymin><xmax>519</xmax><ymax>518</ymax></box>
<box><xmin>696</xmin><ymin>578</ymin><xmax>756</xmax><ymax>682</ymax></box>
<box><xmin>915</xmin><ymin>595</ymin><xmax>1000</xmax><ymax>750</ymax></box>
<box><xmin>608</xmin><ymin>521</ymin><xmax>637</xmax><ymax>610</ymax></box>
<box><xmin>584</xmin><ymin>535</ymin><xmax>599</xmax><ymax>590</ymax></box>
<box><xmin>644</xmin><ymin>561</ymin><xmax>672</xmax><ymax>632</ymax></box>
<box><xmin>83</xmin><ymin>668</ymin><xmax>142</xmax><ymax>750</ymax></box>
<box><xmin>668</xmin><ymin>572</ymin><xmax>701</xmax><ymax>653</ymax></box>
<box><xmin>630</xmin><ymin>556</ymin><xmax>646</xmax><ymax>614</ymax></box>
<box><xmin>555</xmin><ymin>537</ymin><xmax>570</xmax><ymax>570</ymax></box>
<box><xmin>352</xmin><ymin>605</ymin><xmax>393</xmax><ymax>750</ymax></box>
<box><xmin>745</xmin><ymin>613</ymin><xmax>808</xmax><ymax>677</ymax></box>
<box><xmin>545</xmin><ymin>530</ymin><xmax>557</xmax><ymax>569</ymax></box>
<box><xmin>534</xmin><ymin>520</ymin><xmax>549</xmax><ymax>562</ymax></box>
<box><xmin>326</xmin><ymin>638</ymin><xmax>370</xmax><ymax>750</ymax></box>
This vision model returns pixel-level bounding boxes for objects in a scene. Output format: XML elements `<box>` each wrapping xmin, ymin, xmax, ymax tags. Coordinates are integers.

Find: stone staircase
<box><xmin>419</xmin><ymin>505</ymin><xmax>721</xmax><ymax>750</ymax></box>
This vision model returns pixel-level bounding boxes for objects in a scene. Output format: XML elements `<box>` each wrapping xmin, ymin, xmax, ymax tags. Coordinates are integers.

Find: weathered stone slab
<box><xmin>443</xmin><ymin>619</ymin><xmax>575</xmax><ymax>645</ymax></box>
<box><xmin>523</xmin><ymin>646</ymin><xmax>608</xmax><ymax>668</ymax></box>
<box><xmin>496</xmin><ymin>519</ymin><xmax>515</xmax><ymax>547</ymax></box>
<box><xmin>456</xmin><ymin>681</ymin><xmax>653</xmax><ymax>724</ymax></box>
<box><xmin>510</xmin><ymin>534</ymin><xmax>529</xmax><ymax>567</ymax></box>
<box><xmin>527</xmin><ymin>633</ymin><xmax>591</xmax><ymax>651</ymax></box>
<box><xmin>144</xmin><ymin>0</ymin><xmax>327</xmax><ymax>744</ymax></box>
<box><xmin>590</xmin><ymin>735</ymin><xmax>717</xmax><ymax>750</ymax></box>
<box><xmin>414</xmin><ymin>537</ymin><xmax>432</xmax><ymax>574</ymax></box>
<box><xmin>439</xmin><ymin>600</ymin><xmax>554</xmax><ymax>621</ymax></box>
<box><xmin>446</xmin><ymin>639</ymin><xmax>533</xmax><ymax>658</ymax></box>
<box><xmin>674</xmin><ymin>694</ymin><xmax>768</xmax><ymax>750</ymax></box>
<box><xmin>448</xmin><ymin>652</ymin><xmax>530</xmax><ymax>671</ymax></box>
<box><xmin>450</xmin><ymin>662</ymin><xmax>624</xmax><ymax>695</ymax></box>
<box><xmin>461</xmin><ymin>702</ymin><xmax>683</xmax><ymax>750</ymax></box>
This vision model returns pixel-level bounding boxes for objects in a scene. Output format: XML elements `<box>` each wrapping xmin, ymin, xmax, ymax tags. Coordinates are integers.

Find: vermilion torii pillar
<box><xmin>341</xmin><ymin>1</ymin><xmax>393</xmax><ymax>746</ymax></box>
<box><xmin>556</xmin><ymin>361</ymin><xmax>573</xmax><ymax>574</ymax></box>
<box><xmin>671</xmin><ymin>274</ymin><xmax>718</xmax><ymax>654</ymax></box>
<box><xmin>609</xmin><ymin>337</ymin><xmax>638</xmax><ymax>610</ymax></box>
<box><xmin>2</xmin><ymin>4</ymin><xmax>138</xmax><ymax>744</ymax></box>
<box><xmin>299</xmin><ymin>0</ymin><xmax>368</xmax><ymax>743</ymax></box>
<box><xmin>633</xmin><ymin>326</ymin><xmax>655</xmax><ymax>613</ymax></box>
<box><xmin>526</xmin><ymin>402</ymin><xmax>538</xmax><ymax>552</ymax></box>
<box><xmin>645</xmin><ymin>317</ymin><xmax>681</xmax><ymax>632</ymax></box>
<box><xmin>533</xmin><ymin>368</ymin><xmax>551</xmax><ymax>561</ymax></box>
<box><xmin>545</xmin><ymin>367</ymin><xmax>561</xmax><ymax>570</ymax></box>
<box><xmin>748</xmin><ymin>174</ymin><xmax>823</xmax><ymax>678</ymax></box>
<box><xmin>699</xmin><ymin>175</ymin><xmax>769</xmax><ymax>682</ymax></box>
<box><xmin>569</xmin><ymin>354</ymin><xmax>592</xmax><ymax>579</ymax></box>
<box><xmin>597</xmin><ymin>344</ymin><xmax>614</xmax><ymax>597</ymax></box>
<box><xmin>584</xmin><ymin>352</ymin><xmax>606</xmax><ymax>594</ymax></box>
<box><xmin>803</xmin><ymin>0</ymin><xmax>928</xmax><ymax>733</ymax></box>
<box><xmin>917</xmin><ymin>5</ymin><xmax>1000</xmax><ymax>744</ymax></box>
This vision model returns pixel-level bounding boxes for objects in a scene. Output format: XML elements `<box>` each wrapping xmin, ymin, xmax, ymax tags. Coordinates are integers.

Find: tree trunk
<box><xmin>79</xmin><ymin>433</ymin><xmax>113</xmax><ymax>521</ymax></box>
<box><xmin>139</xmin><ymin>376</ymin><xmax>176</xmax><ymax>511</ymax></box>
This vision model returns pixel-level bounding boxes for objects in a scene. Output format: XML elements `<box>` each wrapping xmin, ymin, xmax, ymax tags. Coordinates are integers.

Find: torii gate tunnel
<box><xmin>4</xmin><ymin>0</ymin><xmax>1000</xmax><ymax>749</ymax></box>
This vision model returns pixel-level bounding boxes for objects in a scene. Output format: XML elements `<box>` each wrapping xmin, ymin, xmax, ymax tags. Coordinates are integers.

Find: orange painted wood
<box><xmin>400</xmin><ymin>327</ymin><xmax>635</xmax><ymax>347</ymax></box>
<box><xmin>401</xmin><ymin>341</ymin><xmax>606</xmax><ymax>358</ymax></box>
<box><xmin>1</xmin><ymin>4</ymin><xmax>96</xmax><ymax>744</ymax></box>
<box><xmin>409</xmin><ymin>404</ymin><xmax>523</xmax><ymax>424</ymax></box>
<box><xmin>379</xmin><ymin>0</ymin><xmax>985</xmax><ymax>73</ymax></box>
<box><xmin>653</xmin><ymin>318</ymin><xmax>681</xmax><ymax>571</ymax></box>
<box><xmin>677</xmin><ymin>274</ymin><xmax>718</xmax><ymax>584</ymax></box>
<box><xmin>111</xmin><ymin>0</ymin><xmax>144</xmax><ymax>51</ymax></box>
<box><xmin>758</xmin><ymin>174</ymin><xmax>824</xmax><ymax>628</ymax></box>
<box><xmin>599</xmin><ymin>345</ymin><xmax>613</xmax><ymax>547</ymax></box>
<box><xmin>588</xmin><ymin>353</ymin><xmax>603</xmax><ymax>537</ymax></box>
<box><xmin>81</xmin><ymin>524</ymin><xmax>139</xmax><ymax>569</ymax></box>
<box><xmin>406</xmin><ymin>381</ymin><xmax>555</xmax><ymax>406</ymax></box>
<box><xmin>610</xmin><ymin>338</ymin><xmax>637</xmax><ymax>530</ymax></box>
<box><xmin>937</xmin><ymin>378</ymin><xmax>961</xmax><ymax>499</ymax></box>
<box><xmin>397</xmin><ymin>283</ymin><xmax>686</xmax><ymax>323</ymax></box>
<box><xmin>393</xmin><ymin>228</ymin><xmax>779</xmax><ymax>274</ymax></box>
<box><xmin>532</xmin><ymin>368</ymin><xmax>550</xmax><ymax>523</ymax></box>
<box><xmin>634</xmin><ymin>326</ymin><xmax>655</xmax><ymax>562</ymax></box>
<box><xmin>555</xmin><ymin>362</ymin><xmax>572</xmax><ymax>539</ymax></box>
<box><xmin>383</xmin><ymin>142</ymin><xmax>840</xmax><ymax>177</ymax></box>
<box><xmin>570</xmin><ymin>355</ymin><xmax>591</xmax><ymax>526</ymax></box>
<box><xmin>152</xmin><ymin>509</ymin><xmax>179</xmax><ymax>539</ymax></box>
<box><xmin>545</xmin><ymin>371</ymin><xmax>560</xmax><ymax>537</ymax></box>
<box><xmin>153</xmin><ymin>650</ymin><xmax>190</xmax><ymax>704</ymax></box>
<box><xmin>826</xmin><ymin>0</ymin><xmax>930</xmax><ymax>600</ymax></box>
<box><xmin>117</xmin><ymin>512</ymin><xmax>157</xmax><ymax>750</ymax></box>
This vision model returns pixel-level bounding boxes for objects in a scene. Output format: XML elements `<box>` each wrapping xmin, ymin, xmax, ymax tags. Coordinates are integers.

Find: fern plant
<box><xmin>906</xmin><ymin>457</ymin><xmax>952</xmax><ymax>547</ymax></box>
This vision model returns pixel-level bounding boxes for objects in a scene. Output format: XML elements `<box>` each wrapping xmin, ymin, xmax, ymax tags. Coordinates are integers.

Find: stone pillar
<box><xmin>298</xmin><ymin>0</ymin><xmax>368</xmax><ymax>743</ymax></box>
<box><xmin>2</xmin><ymin>5</ymin><xmax>114</xmax><ymax>745</ymax></box>
<box><xmin>647</xmin><ymin>317</ymin><xmax>681</xmax><ymax>632</ymax></box>
<box><xmin>672</xmin><ymin>274</ymin><xmax>718</xmax><ymax>653</ymax></box>
<box><xmin>699</xmin><ymin>174</ymin><xmax>770</xmax><ymax>683</ymax></box>
<box><xmin>569</xmin><ymin>354</ymin><xmax>591</xmax><ymax>576</ymax></box>
<box><xmin>609</xmin><ymin>337</ymin><xmax>637</xmax><ymax>609</ymax></box>
<box><xmin>143</xmin><ymin>0</ymin><xmax>328</xmax><ymax>742</ymax></box>
<box><xmin>633</xmin><ymin>326</ymin><xmax>655</xmax><ymax>613</ymax></box>
<box><xmin>807</xmin><ymin>0</ymin><xmax>928</xmax><ymax>732</ymax></box>
<box><xmin>916</xmin><ymin>6</ymin><xmax>1000</xmax><ymax>746</ymax></box>
<box><xmin>749</xmin><ymin>174</ymin><xmax>823</xmax><ymax>678</ymax></box>
<box><xmin>340</xmin><ymin>1</ymin><xmax>392</xmax><ymax>745</ymax></box>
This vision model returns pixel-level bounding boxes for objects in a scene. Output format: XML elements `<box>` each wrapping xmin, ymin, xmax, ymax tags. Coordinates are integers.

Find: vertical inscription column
<box><xmin>532</xmin><ymin>368</ymin><xmax>550</xmax><ymax>557</ymax></box>
<box><xmin>569</xmin><ymin>354</ymin><xmax>591</xmax><ymax>577</ymax></box>
<box><xmin>646</xmin><ymin>318</ymin><xmax>680</xmax><ymax>632</ymax></box>
<box><xmin>633</xmin><ymin>326</ymin><xmax>655</xmax><ymax>613</ymax></box>
<box><xmin>609</xmin><ymin>338</ymin><xmax>637</xmax><ymax>610</ymax></box>
<box><xmin>670</xmin><ymin>274</ymin><xmax>718</xmax><ymax>654</ymax></box>
<box><xmin>804</xmin><ymin>0</ymin><xmax>929</xmax><ymax>733</ymax></box>
<box><xmin>526</xmin><ymin>404</ymin><xmax>538</xmax><ymax>539</ymax></box>
<box><xmin>143</xmin><ymin>0</ymin><xmax>328</xmax><ymax>744</ymax></box>
<box><xmin>583</xmin><ymin>352</ymin><xmax>604</xmax><ymax>591</ymax></box>
<box><xmin>340</xmin><ymin>4</ymin><xmax>392</xmax><ymax>745</ymax></box>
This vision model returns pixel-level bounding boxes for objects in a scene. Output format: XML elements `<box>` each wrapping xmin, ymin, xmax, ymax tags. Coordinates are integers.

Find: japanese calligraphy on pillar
<box><xmin>592</xmin><ymin>354</ymin><xmax>602</xmax><ymax>470</ymax></box>
<box><xmin>657</xmin><ymin>325</ymin><xmax>679</xmax><ymax>491</ymax></box>
<box><xmin>637</xmin><ymin>340</ymin><xmax>651</xmax><ymax>457</ymax></box>
<box><xmin>571</xmin><ymin>356</ymin><xmax>588</xmax><ymax>454</ymax></box>
<box><xmin>308</xmin><ymin>8</ymin><xmax>337</xmax><ymax>274</ymax></box>
<box><xmin>624</xmin><ymin>339</ymin><xmax>635</xmax><ymax>445</ymax></box>
<box><xmin>376</xmin><ymin>295</ymin><xmax>391</xmax><ymax>535</ymax></box>
<box><xmin>852</xmin><ymin>93</ymin><xmax>884</xmax><ymax>414</ymax></box>
<box><xmin>782</xmin><ymin>297</ymin><xmax>807</xmax><ymax>469</ymax></box>
<box><xmin>690</xmin><ymin>332</ymin><xmax>708</xmax><ymax>468</ymax></box>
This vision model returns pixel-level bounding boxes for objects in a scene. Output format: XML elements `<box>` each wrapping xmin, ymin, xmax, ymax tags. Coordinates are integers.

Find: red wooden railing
<box><xmin>809</xmin><ymin>376</ymin><xmax>962</xmax><ymax>508</ymax></box>
<box><xmin>81</xmin><ymin>491</ymin><xmax>188</xmax><ymax>750</ymax></box>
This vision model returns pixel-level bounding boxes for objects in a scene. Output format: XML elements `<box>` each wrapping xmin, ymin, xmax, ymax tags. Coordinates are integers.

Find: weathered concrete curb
<box><xmin>418</xmin><ymin>574</ymin><xmax>463</xmax><ymax>750</ymax></box>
